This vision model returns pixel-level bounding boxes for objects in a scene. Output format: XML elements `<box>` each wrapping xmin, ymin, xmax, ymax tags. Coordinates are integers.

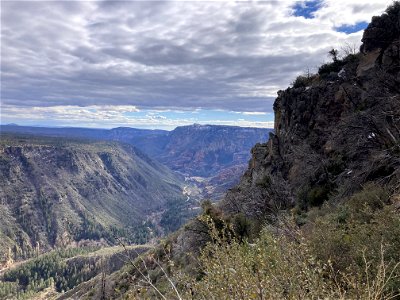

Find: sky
<box><xmin>0</xmin><ymin>0</ymin><xmax>393</xmax><ymax>130</ymax></box>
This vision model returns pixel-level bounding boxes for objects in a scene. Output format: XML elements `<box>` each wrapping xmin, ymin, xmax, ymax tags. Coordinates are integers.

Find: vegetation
<box><xmin>291</xmin><ymin>46</ymin><xmax>360</xmax><ymax>88</ymax></box>
<box><xmin>116</xmin><ymin>183</ymin><xmax>400</xmax><ymax>300</ymax></box>
<box><xmin>160</xmin><ymin>198</ymin><xmax>196</xmax><ymax>233</ymax></box>
<box><xmin>0</xmin><ymin>133</ymin><xmax>186</xmax><ymax>258</ymax></box>
<box><xmin>318</xmin><ymin>50</ymin><xmax>360</xmax><ymax>79</ymax></box>
<box><xmin>291</xmin><ymin>69</ymin><xmax>317</xmax><ymax>88</ymax></box>
<box><xmin>178</xmin><ymin>218</ymin><xmax>399</xmax><ymax>299</ymax></box>
<box><xmin>0</xmin><ymin>245</ymin><xmax>150</xmax><ymax>299</ymax></box>
<box><xmin>0</xmin><ymin>247</ymin><xmax>98</xmax><ymax>298</ymax></box>
<box><xmin>308</xmin><ymin>184</ymin><xmax>400</xmax><ymax>287</ymax></box>
<box><xmin>361</xmin><ymin>1</ymin><xmax>400</xmax><ymax>52</ymax></box>
<box><xmin>2</xmin><ymin>3</ymin><xmax>400</xmax><ymax>299</ymax></box>
<box><xmin>328</xmin><ymin>48</ymin><xmax>339</xmax><ymax>62</ymax></box>
<box><xmin>186</xmin><ymin>185</ymin><xmax>399</xmax><ymax>299</ymax></box>
<box><xmin>291</xmin><ymin>74</ymin><xmax>313</xmax><ymax>88</ymax></box>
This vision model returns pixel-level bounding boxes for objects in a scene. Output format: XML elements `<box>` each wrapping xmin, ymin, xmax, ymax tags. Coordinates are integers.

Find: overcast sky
<box><xmin>0</xmin><ymin>0</ymin><xmax>393</xmax><ymax>129</ymax></box>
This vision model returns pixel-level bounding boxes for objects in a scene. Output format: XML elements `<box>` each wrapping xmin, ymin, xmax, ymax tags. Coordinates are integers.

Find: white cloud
<box><xmin>2</xmin><ymin>105</ymin><xmax>139</xmax><ymax>122</ymax></box>
<box><xmin>314</xmin><ymin>1</ymin><xmax>389</xmax><ymax>27</ymax></box>
<box><xmin>241</xmin><ymin>112</ymin><xmax>269</xmax><ymax>116</ymax></box>
<box><xmin>1</xmin><ymin>105</ymin><xmax>274</xmax><ymax>129</ymax></box>
<box><xmin>0</xmin><ymin>0</ymin><xmax>394</xmax><ymax>127</ymax></box>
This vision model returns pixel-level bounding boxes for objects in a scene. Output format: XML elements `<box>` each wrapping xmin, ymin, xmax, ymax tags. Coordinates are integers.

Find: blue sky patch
<box><xmin>335</xmin><ymin>21</ymin><xmax>369</xmax><ymax>34</ymax></box>
<box><xmin>292</xmin><ymin>0</ymin><xmax>323</xmax><ymax>19</ymax></box>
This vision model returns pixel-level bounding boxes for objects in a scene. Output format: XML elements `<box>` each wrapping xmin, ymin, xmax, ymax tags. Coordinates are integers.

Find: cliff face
<box><xmin>222</xmin><ymin>5</ymin><xmax>400</xmax><ymax>219</ymax></box>
<box><xmin>1</xmin><ymin>125</ymin><xmax>271</xmax><ymax>200</ymax></box>
<box><xmin>158</xmin><ymin>125</ymin><xmax>271</xmax><ymax>177</ymax></box>
<box><xmin>0</xmin><ymin>135</ymin><xmax>185</xmax><ymax>257</ymax></box>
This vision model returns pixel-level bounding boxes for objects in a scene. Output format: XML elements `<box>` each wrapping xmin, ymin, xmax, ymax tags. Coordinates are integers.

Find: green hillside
<box><xmin>0</xmin><ymin>134</ymin><xmax>187</xmax><ymax>259</ymax></box>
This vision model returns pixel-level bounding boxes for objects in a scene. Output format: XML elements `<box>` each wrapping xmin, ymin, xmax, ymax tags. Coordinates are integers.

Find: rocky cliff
<box><xmin>222</xmin><ymin>3</ymin><xmax>400</xmax><ymax>219</ymax></box>
<box><xmin>157</xmin><ymin>124</ymin><xmax>270</xmax><ymax>177</ymax></box>
<box><xmin>0</xmin><ymin>134</ymin><xmax>185</xmax><ymax>258</ymax></box>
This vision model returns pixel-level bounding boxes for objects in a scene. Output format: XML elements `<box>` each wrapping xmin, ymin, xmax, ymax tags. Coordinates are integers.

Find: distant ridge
<box><xmin>1</xmin><ymin>124</ymin><xmax>271</xmax><ymax>199</ymax></box>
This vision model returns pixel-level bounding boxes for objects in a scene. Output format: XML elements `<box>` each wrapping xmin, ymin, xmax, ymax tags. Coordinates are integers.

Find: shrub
<box><xmin>326</xmin><ymin>154</ymin><xmax>346</xmax><ymax>176</ymax></box>
<box><xmin>256</xmin><ymin>174</ymin><xmax>272</xmax><ymax>188</ymax></box>
<box><xmin>307</xmin><ymin>184</ymin><xmax>331</xmax><ymax>206</ymax></box>
<box><xmin>123</xmin><ymin>184</ymin><xmax>400</xmax><ymax>299</ymax></box>
<box><xmin>291</xmin><ymin>74</ymin><xmax>316</xmax><ymax>88</ymax></box>
<box><xmin>298</xmin><ymin>183</ymin><xmax>333</xmax><ymax>209</ymax></box>
<box><xmin>178</xmin><ymin>222</ymin><xmax>337</xmax><ymax>300</ymax></box>
<box><xmin>318</xmin><ymin>60</ymin><xmax>345</xmax><ymax>77</ymax></box>
<box><xmin>362</xmin><ymin>1</ymin><xmax>400</xmax><ymax>52</ymax></box>
<box><xmin>176</xmin><ymin>216</ymin><xmax>400</xmax><ymax>300</ymax></box>
<box><xmin>308</xmin><ymin>184</ymin><xmax>400</xmax><ymax>294</ymax></box>
<box><xmin>318</xmin><ymin>52</ymin><xmax>360</xmax><ymax>79</ymax></box>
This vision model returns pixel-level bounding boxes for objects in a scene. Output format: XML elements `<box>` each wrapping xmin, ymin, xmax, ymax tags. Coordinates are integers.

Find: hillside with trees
<box><xmin>0</xmin><ymin>134</ymin><xmax>188</xmax><ymax>260</ymax></box>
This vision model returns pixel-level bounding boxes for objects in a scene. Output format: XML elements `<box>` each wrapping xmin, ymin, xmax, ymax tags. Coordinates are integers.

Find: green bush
<box><xmin>318</xmin><ymin>60</ymin><xmax>345</xmax><ymax>77</ymax></box>
<box><xmin>121</xmin><ymin>183</ymin><xmax>400</xmax><ymax>300</ymax></box>
<box><xmin>175</xmin><ymin>215</ymin><xmax>400</xmax><ymax>300</ymax></box>
<box><xmin>326</xmin><ymin>154</ymin><xmax>346</xmax><ymax>176</ymax></box>
<box><xmin>298</xmin><ymin>183</ymin><xmax>333</xmax><ymax>209</ymax></box>
<box><xmin>318</xmin><ymin>53</ymin><xmax>360</xmax><ymax>79</ymax></box>
<box><xmin>291</xmin><ymin>74</ymin><xmax>315</xmax><ymax>88</ymax></box>
<box><xmin>308</xmin><ymin>184</ymin><xmax>400</xmax><ymax>294</ymax></box>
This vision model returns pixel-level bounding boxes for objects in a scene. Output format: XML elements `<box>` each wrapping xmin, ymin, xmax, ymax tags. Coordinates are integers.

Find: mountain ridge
<box><xmin>2</xmin><ymin>124</ymin><xmax>271</xmax><ymax>199</ymax></box>
<box><xmin>0</xmin><ymin>134</ymin><xmax>187</xmax><ymax>259</ymax></box>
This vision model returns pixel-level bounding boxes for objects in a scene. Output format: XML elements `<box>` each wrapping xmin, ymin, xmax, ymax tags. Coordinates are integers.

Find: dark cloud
<box><xmin>0</xmin><ymin>0</ymin><xmax>392</xmax><ymax>115</ymax></box>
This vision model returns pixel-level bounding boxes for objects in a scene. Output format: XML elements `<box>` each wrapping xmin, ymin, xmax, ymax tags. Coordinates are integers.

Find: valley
<box><xmin>1</xmin><ymin>124</ymin><xmax>271</xmax><ymax>200</ymax></box>
<box><xmin>0</xmin><ymin>134</ymin><xmax>191</xmax><ymax>258</ymax></box>
<box><xmin>0</xmin><ymin>126</ymin><xmax>268</xmax><ymax>298</ymax></box>
<box><xmin>1</xmin><ymin>1</ymin><xmax>399</xmax><ymax>299</ymax></box>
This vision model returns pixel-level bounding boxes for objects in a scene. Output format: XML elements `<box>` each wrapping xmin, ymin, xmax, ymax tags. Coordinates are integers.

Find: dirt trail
<box><xmin>0</xmin><ymin>258</ymin><xmax>32</xmax><ymax>278</ymax></box>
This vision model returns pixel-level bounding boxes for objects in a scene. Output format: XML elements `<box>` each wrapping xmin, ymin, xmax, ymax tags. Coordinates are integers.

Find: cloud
<box><xmin>241</xmin><ymin>112</ymin><xmax>268</xmax><ymax>116</ymax></box>
<box><xmin>0</xmin><ymin>0</ymin><xmax>393</xmax><ymax>127</ymax></box>
<box><xmin>1</xmin><ymin>105</ymin><xmax>138</xmax><ymax>122</ymax></box>
<box><xmin>0</xmin><ymin>104</ymin><xmax>274</xmax><ymax>129</ymax></box>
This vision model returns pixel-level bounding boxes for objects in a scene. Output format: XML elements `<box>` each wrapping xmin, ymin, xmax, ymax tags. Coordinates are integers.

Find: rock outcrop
<box><xmin>222</xmin><ymin>4</ymin><xmax>400</xmax><ymax>220</ymax></box>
